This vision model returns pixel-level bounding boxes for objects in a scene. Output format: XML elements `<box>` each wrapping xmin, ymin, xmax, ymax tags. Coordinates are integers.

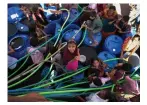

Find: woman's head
<box><xmin>132</xmin><ymin>34</ymin><xmax>140</xmax><ymax>41</ymax></box>
<box><xmin>67</xmin><ymin>40</ymin><xmax>77</xmax><ymax>54</ymax></box>
<box><xmin>91</xmin><ymin>58</ymin><xmax>103</xmax><ymax>68</ymax></box>
<box><xmin>108</xmin><ymin>6</ymin><xmax>116</xmax><ymax>15</ymax></box>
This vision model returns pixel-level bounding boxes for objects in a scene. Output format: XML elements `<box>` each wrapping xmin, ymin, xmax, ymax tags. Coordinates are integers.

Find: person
<box><xmin>108</xmin><ymin>63</ymin><xmax>132</xmax><ymax>83</ymax></box>
<box><xmin>27</xmin><ymin>36</ymin><xmax>47</xmax><ymax>65</ymax></box>
<box><xmin>88</xmin><ymin>4</ymin><xmax>108</xmax><ymax>14</ymax></box>
<box><xmin>63</xmin><ymin>40</ymin><xmax>80</xmax><ymax>71</ymax></box>
<box><xmin>114</xmin><ymin>15</ymin><xmax>131</xmax><ymax>36</ymax></box>
<box><xmin>87</xmin><ymin>58</ymin><xmax>108</xmax><ymax>78</ymax></box>
<box><xmin>88</xmin><ymin>75</ymin><xmax>111</xmax><ymax>88</ymax></box>
<box><xmin>120</xmin><ymin>34</ymin><xmax>140</xmax><ymax>59</ymax></box>
<box><xmin>99</xmin><ymin>6</ymin><xmax>119</xmax><ymax>38</ymax></box>
<box><xmin>99</xmin><ymin>5</ymin><xmax>118</xmax><ymax>20</ymax></box>
<box><xmin>122</xmin><ymin>76</ymin><xmax>140</xmax><ymax>95</ymax></box>
<box><xmin>31</xmin><ymin>5</ymin><xmax>48</xmax><ymax>28</ymax></box>
<box><xmin>82</xmin><ymin>11</ymin><xmax>103</xmax><ymax>46</ymax></box>
<box><xmin>8</xmin><ymin>92</ymin><xmax>49</xmax><ymax>102</ymax></box>
<box><xmin>88</xmin><ymin>4</ymin><xmax>98</xmax><ymax>13</ymax></box>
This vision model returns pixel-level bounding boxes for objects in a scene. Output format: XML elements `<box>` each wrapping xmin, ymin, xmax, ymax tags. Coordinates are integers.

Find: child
<box><xmin>27</xmin><ymin>36</ymin><xmax>46</xmax><ymax>65</ymax></box>
<box><xmin>88</xmin><ymin>58</ymin><xmax>107</xmax><ymax>78</ymax></box>
<box><xmin>120</xmin><ymin>34</ymin><xmax>140</xmax><ymax>59</ymax></box>
<box><xmin>82</xmin><ymin>11</ymin><xmax>103</xmax><ymax>46</ymax></box>
<box><xmin>63</xmin><ymin>40</ymin><xmax>80</xmax><ymax>71</ymax></box>
<box><xmin>114</xmin><ymin>15</ymin><xmax>131</xmax><ymax>36</ymax></box>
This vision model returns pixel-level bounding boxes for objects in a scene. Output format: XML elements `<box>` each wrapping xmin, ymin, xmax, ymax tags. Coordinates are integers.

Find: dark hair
<box><xmin>31</xmin><ymin>5</ymin><xmax>38</xmax><ymax>13</ymax></box>
<box><xmin>67</xmin><ymin>40</ymin><xmax>77</xmax><ymax>45</ymax></box>
<box><xmin>28</xmin><ymin>23</ymin><xmax>36</xmax><ymax>33</ymax></box>
<box><xmin>132</xmin><ymin>34</ymin><xmax>140</xmax><ymax>41</ymax></box>
<box><xmin>93</xmin><ymin>77</ymin><xmax>103</xmax><ymax>86</ymax></box>
<box><xmin>30</xmin><ymin>32</ymin><xmax>38</xmax><ymax>38</ymax></box>
<box><xmin>123</xmin><ymin>15</ymin><xmax>130</xmax><ymax>22</ymax></box>
<box><xmin>109</xmin><ymin>6</ymin><xmax>116</xmax><ymax>11</ymax></box>
<box><xmin>30</xmin><ymin>36</ymin><xmax>39</xmax><ymax>47</ymax></box>
<box><xmin>122</xmin><ymin>63</ymin><xmax>132</xmax><ymax>73</ymax></box>
<box><xmin>91</xmin><ymin>58</ymin><xmax>105</xmax><ymax>67</ymax></box>
<box><xmin>90</xmin><ymin>11</ymin><xmax>97</xmax><ymax>18</ymax></box>
<box><xmin>108</xmin><ymin>92</ymin><xmax>118</xmax><ymax>102</ymax></box>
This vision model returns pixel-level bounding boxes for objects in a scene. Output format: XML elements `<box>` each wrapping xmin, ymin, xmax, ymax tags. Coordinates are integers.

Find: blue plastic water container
<box><xmin>40</xmin><ymin>4</ymin><xmax>57</xmax><ymax>19</ymax></box>
<box><xmin>103</xmin><ymin>35</ymin><xmax>123</xmax><ymax>55</ymax></box>
<box><xmin>62</xmin><ymin>24</ymin><xmax>82</xmax><ymax>43</ymax></box>
<box><xmin>8</xmin><ymin>23</ymin><xmax>18</xmax><ymax>37</ymax></box>
<box><xmin>61</xmin><ymin>8</ymin><xmax>79</xmax><ymax>24</ymax></box>
<box><xmin>16</xmin><ymin>22</ymin><xmax>29</xmax><ymax>32</ymax></box>
<box><xmin>8</xmin><ymin>34</ymin><xmax>30</xmax><ymax>59</ymax></box>
<box><xmin>8</xmin><ymin>4</ymin><xmax>20</xmax><ymax>8</ymax></box>
<box><xmin>43</xmin><ymin>22</ymin><xmax>61</xmax><ymax>39</ymax></box>
<box><xmin>72</xmin><ymin>72</ymin><xmax>84</xmax><ymax>82</ymax></box>
<box><xmin>98</xmin><ymin>51</ymin><xmax>118</xmax><ymax>69</ymax></box>
<box><xmin>84</xmin><ymin>32</ymin><xmax>102</xmax><ymax>47</ymax></box>
<box><xmin>8</xmin><ymin>7</ymin><xmax>25</xmax><ymax>23</ymax></box>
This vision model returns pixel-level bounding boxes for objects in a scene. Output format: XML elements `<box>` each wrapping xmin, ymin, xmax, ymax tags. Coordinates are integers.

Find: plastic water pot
<box><xmin>103</xmin><ymin>35</ymin><xmax>123</xmax><ymax>55</ymax></box>
<box><xmin>8</xmin><ymin>34</ymin><xmax>30</xmax><ymax>59</ymax></box>
<box><xmin>98</xmin><ymin>51</ymin><xmax>118</xmax><ymax>69</ymax></box>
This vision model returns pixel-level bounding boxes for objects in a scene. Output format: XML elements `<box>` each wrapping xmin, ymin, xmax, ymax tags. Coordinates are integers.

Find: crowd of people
<box><xmin>8</xmin><ymin>3</ymin><xmax>140</xmax><ymax>102</ymax></box>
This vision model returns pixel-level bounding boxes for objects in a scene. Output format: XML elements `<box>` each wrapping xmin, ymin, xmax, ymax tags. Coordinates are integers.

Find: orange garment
<box><xmin>102</xmin><ymin>8</ymin><xmax>117</xmax><ymax>20</ymax></box>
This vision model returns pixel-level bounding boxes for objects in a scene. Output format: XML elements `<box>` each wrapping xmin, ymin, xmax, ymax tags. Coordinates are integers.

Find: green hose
<box><xmin>59</xmin><ymin>8</ymin><xmax>84</xmax><ymax>41</ymax></box>
<box><xmin>78</xmin><ymin>28</ymin><xmax>87</xmax><ymax>47</ymax></box>
<box><xmin>8</xmin><ymin>42</ymin><xmax>67</xmax><ymax>88</ymax></box>
<box><xmin>38</xmin><ymin>77</ymin><xmax>139</xmax><ymax>95</ymax></box>
<box><xmin>39</xmin><ymin>64</ymin><xmax>53</xmax><ymax>83</ymax></box>
<box><xmin>8</xmin><ymin>56</ymin><xmax>29</xmax><ymax>78</ymax></box>
<box><xmin>46</xmin><ymin>98</ymin><xmax>66</xmax><ymax>102</ymax></box>
<box><xmin>60</xmin><ymin>81</ymin><xmax>89</xmax><ymax>89</ymax></box>
<box><xmin>16</xmin><ymin>71</ymin><xmax>75</xmax><ymax>89</ymax></box>
<box><xmin>54</xmin><ymin>9</ymin><xmax>70</xmax><ymax>47</ymax></box>
<box><xmin>33</xmin><ymin>66</ymin><xmax>90</xmax><ymax>89</ymax></box>
<box><xmin>8</xmin><ymin>53</ymin><xmax>51</xmax><ymax>88</ymax></box>
<box><xmin>9</xmin><ymin>35</ymin><xmax>56</xmax><ymax>68</ymax></box>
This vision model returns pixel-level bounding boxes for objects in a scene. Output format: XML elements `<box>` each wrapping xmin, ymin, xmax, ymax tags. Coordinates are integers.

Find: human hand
<box><xmin>108</xmin><ymin>21</ymin><xmax>113</xmax><ymax>25</ymax></box>
<box><xmin>75</xmin><ymin>56</ymin><xmax>80</xmax><ymax>61</ymax></box>
<box><xmin>82</xmin><ymin>24</ymin><xmax>87</xmax><ymax>28</ymax></box>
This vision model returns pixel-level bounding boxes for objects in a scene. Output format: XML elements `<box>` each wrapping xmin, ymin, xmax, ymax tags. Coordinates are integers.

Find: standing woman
<box><xmin>63</xmin><ymin>40</ymin><xmax>80</xmax><ymax>71</ymax></box>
